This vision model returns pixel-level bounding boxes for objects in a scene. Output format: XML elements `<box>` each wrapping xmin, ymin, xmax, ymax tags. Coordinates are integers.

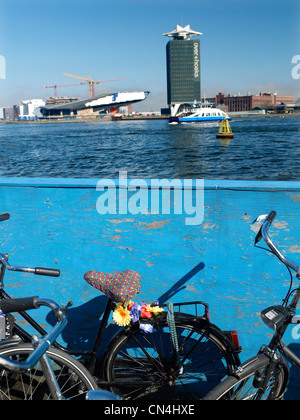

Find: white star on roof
<box><xmin>163</xmin><ymin>25</ymin><xmax>202</xmax><ymax>40</ymax></box>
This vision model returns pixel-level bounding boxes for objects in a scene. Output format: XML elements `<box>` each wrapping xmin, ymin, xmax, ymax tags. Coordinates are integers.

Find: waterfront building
<box><xmin>205</xmin><ymin>92</ymin><xmax>294</xmax><ymax>113</ymax></box>
<box><xmin>40</xmin><ymin>91</ymin><xmax>149</xmax><ymax>118</ymax></box>
<box><xmin>19</xmin><ymin>99</ymin><xmax>45</xmax><ymax>120</ymax></box>
<box><xmin>2</xmin><ymin>108</ymin><xmax>14</xmax><ymax>121</ymax></box>
<box><xmin>163</xmin><ymin>25</ymin><xmax>202</xmax><ymax>116</ymax></box>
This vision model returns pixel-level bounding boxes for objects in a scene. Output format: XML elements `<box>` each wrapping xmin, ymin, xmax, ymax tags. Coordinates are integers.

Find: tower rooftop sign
<box><xmin>163</xmin><ymin>25</ymin><xmax>202</xmax><ymax>40</ymax></box>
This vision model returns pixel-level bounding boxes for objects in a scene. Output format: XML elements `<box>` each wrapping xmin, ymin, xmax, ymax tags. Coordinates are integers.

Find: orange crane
<box><xmin>45</xmin><ymin>82</ymin><xmax>87</xmax><ymax>97</ymax></box>
<box><xmin>62</xmin><ymin>72</ymin><xmax>125</xmax><ymax>98</ymax></box>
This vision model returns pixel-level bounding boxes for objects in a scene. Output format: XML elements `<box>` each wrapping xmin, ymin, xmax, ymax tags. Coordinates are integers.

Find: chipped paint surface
<box><xmin>0</xmin><ymin>178</ymin><xmax>299</xmax><ymax>397</ymax></box>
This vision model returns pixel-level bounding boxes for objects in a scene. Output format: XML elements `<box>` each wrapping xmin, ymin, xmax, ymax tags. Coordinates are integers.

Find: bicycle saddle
<box><xmin>84</xmin><ymin>269</ymin><xmax>141</xmax><ymax>303</ymax></box>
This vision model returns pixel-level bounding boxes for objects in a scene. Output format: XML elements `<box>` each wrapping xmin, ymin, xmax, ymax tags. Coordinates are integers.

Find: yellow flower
<box><xmin>113</xmin><ymin>304</ymin><xmax>131</xmax><ymax>327</ymax></box>
<box><xmin>149</xmin><ymin>305</ymin><xmax>164</xmax><ymax>316</ymax></box>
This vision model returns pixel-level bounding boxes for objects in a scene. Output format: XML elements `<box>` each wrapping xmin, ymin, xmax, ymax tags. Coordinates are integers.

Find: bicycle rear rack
<box><xmin>162</xmin><ymin>301</ymin><xmax>209</xmax><ymax>321</ymax></box>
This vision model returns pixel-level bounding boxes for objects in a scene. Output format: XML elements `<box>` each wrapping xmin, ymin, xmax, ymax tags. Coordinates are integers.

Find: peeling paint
<box><xmin>242</xmin><ymin>213</ymin><xmax>252</xmax><ymax>221</ymax></box>
<box><xmin>202</xmin><ymin>223</ymin><xmax>217</xmax><ymax>230</ymax></box>
<box><xmin>141</xmin><ymin>220</ymin><xmax>170</xmax><ymax>230</ymax></box>
<box><xmin>273</xmin><ymin>221</ymin><xmax>289</xmax><ymax>230</ymax></box>
<box><xmin>289</xmin><ymin>245</ymin><xmax>300</xmax><ymax>254</ymax></box>
<box><xmin>290</xmin><ymin>194</ymin><xmax>300</xmax><ymax>203</ymax></box>
<box><xmin>93</xmin><ymin>241</ymin><xmax>133</xmax><ymax>251</ymax></box>
<box><xmin>250</xmin><ymin>224</ymin><xmax>260</xmax><ymax>234</ymax></box>
<box><xmin>108</xmin><ymin>219</ymin><xmax>134</xmax><ymax>224</ymax></box>
<box><xmin>6</xmin><ymin>283</ymin><xmax>23</xmax><ymax>288</ymax></box>
<box><xmin>146</xmin><ymin>261</ymin><xmax>154</xmax><ymax>268</ymax></box>
<box><xmin>100</xmin><ymin>234</ymin><xmax>123</xmax><ymax>242</ymax></box>
<box><xmin>185</xmin><ymin>284</ymin><xmax>201</xmax><ymax>294</ymax></box>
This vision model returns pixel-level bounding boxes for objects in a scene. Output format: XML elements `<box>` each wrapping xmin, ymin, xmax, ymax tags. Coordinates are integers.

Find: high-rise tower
<box><xmin>163</xmin><ymin>25</ymin><xmax>202</xmax><ymax>116</ymax></box>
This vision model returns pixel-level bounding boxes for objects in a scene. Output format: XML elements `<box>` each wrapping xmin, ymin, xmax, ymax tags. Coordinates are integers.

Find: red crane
<box><xmin>44</xmin><ymin>82</ymin><xmax>87</xmax><ymax>97</ymax></box>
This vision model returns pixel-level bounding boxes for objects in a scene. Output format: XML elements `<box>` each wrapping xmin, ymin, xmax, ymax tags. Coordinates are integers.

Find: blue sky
<box><xmin>0</xmin><ymin>0</ymin><xmax>299</xmax><ymax>109</ymax></box>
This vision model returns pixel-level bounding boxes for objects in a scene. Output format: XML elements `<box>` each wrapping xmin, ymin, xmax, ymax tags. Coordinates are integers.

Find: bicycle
<box><xmin>203</xmin><ymin>210</ymin><xmax>300</xmax><ymax>400</ymax></box>
<box><xmin>0</xmin><ymin>212</ymin><xmax>242</xmax><ymax>400</ymax></box>
<box><xmin>0</xmin><ymin>295</ymin><xmax>98</xmax><ymax>400</ymax></box>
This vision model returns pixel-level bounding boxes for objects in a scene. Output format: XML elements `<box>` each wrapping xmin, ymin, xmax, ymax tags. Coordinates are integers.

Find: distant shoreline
<box><xmin>0</xmin><ymin>112</ymin><xmax>299</xmax><ymax>125</ymax></box>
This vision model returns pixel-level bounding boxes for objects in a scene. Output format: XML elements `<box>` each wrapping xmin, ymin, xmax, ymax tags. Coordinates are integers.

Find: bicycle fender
<box><xmin>234</xmin><ymin>353</ymin><xmax>271</xmax><ymax>380</ymax></box>
<box><xmin>0</xmin><ymin>338</ymin><xmax>22</xmax><ymax>350</ymax></box>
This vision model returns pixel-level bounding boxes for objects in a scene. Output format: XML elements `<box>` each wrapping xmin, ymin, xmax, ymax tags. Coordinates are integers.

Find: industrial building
<box><xmin>164</xmin><ymin>25</ymin><xmax>202</xmax><ymax>116</ymax></box>
<box><xmin>205</xmin><ymin>92</ymin><xmax>295</xmax><ymax>113</ymax></box>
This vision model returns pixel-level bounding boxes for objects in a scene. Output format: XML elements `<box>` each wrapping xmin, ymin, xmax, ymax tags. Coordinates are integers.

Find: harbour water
<box><xmin>0</xmin><ymin>116</ymin><xmax>299</xmax><ymax>180</ymax></box>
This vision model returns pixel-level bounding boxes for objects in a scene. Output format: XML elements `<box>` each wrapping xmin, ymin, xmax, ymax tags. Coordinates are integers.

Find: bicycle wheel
<box><xmin>105</xmin><ymin>316</ymin><xmax>238</xmax><ymax>400</ymax></box>
<box><xmin>203</xmin><ymin>360</ymin><xmax>288</xmax><ymax>400</ymax></box>
<box><xmin>0</xmin><ymin>343</ymin><xmax>98</xmax><ymax>400</ymax></box>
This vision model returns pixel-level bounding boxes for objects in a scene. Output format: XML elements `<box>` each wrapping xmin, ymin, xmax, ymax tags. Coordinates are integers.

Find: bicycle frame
<box><xmin>0</xmin><ymin>250</ymin><xmax>222</xmax><ymax>378</ymax></box>
<box><xmin>0</xmin><ymin>297</ymin><xmax>69</xmax><ymax>400</ymax></box>
<box><xmin>0</xmin><ymin>273</ymin><xmax>217</xmax><ymax>375</ymax></box>
<box><xmin>228</xmin><ymin>211</ymin><xmax>300</xmax><ymax>398</ymax></box>
<box><xmin>259</xmin><ymin>213</ymin><xmax>300</xmax><ymax>359</ymax></box>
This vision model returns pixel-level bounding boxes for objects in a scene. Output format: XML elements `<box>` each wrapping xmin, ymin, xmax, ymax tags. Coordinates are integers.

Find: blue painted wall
<box><xmin>0</xmin><ymin>178</ymin><xmax>299</xmax><ymax>398</ymax></box>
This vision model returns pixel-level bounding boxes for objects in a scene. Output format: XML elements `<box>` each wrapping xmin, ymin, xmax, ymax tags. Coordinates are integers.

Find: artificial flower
<box><xmin>149</xmin><ymin>305</ymin><xmax>164</xmax><ymax>316</ymax></box>
<box><xmin>139</xmin><ymin>323</ymin><xmax>154</xmax><ymax>334</ymax></box>
<box><xmin>141</xmin><ymin>304</ymin><xmax>152</xmax><ymax>319</ymax></box>
<box><xmin>130</xmin><ymin>302</ymin><xmax>142</xmax><ymax>323</ymax></box>
<box><xmin>113</xmin><ymin>303</ymin><xmax>131</xmax><ymax>327</ymax></box>
<box><xmin>112</xmin><ymin>300</ymin><xmax>164</xmax><ymax>333</ymax></box>
<box><xmin>128</xmin><ymin>301</ymin><xmax>135</xmax><ymax>311</ymax></box>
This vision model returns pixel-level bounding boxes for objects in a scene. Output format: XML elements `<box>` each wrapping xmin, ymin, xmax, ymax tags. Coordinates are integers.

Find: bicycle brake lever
<box><xmin>62</xmin><ymin>301</ymin><xmax>73</xmax><ymax>314</ymax></box>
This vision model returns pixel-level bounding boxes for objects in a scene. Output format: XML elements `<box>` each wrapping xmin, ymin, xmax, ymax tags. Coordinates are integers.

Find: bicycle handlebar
<box><xmin>257</xmin><ymin>211</ymin><xmax>300</xmax><ymax>277</ymax></box>
<box><xmin>34</xmin><ymin>267</ymin><xmax>60</xmax><ymax>277</ymax></box>
<box><xmin>0</xmin><ymin>214</ymin><xmax>10</xmax><ymax>222</ymax></box>
<box><xmin>255</xmin><ymin>211</ymin><xmax>277</xmax><ymax>245</ymax></box>
<box><xmin>0</xmin><ymin>296</ymin><xmax>39</xmax><ymax>313</ymax></box>
<box><xmin>0</xmin><ymin>253</ymin><xmax>60</xmax><ymax>277</ymax></box>
<box><xmin>0</xmin><ymin>297</ymin><xmax>68</xmax><ymax>372</ymax></box>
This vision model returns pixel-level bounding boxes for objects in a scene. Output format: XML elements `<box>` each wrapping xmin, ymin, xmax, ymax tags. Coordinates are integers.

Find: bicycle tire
<box><xmin>104</xmin><ymin>316</ymin><xmax>239</xmax><ymax>400</ymax></box>
<box><xmin>0</xmin><ymin>343</ymin><xmax>98</xmax><ymax>400</ymax></box>
<box><xmin>203</xmin><ymin>359</ymin><xmax>288</xmax><ymax>400</ymax></box>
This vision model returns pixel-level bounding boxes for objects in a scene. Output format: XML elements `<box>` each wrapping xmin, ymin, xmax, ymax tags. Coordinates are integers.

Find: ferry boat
<box><xmin>169</xmin><ymin>103</ymin><xmax>231</xmax><ymax>124</ymax></box>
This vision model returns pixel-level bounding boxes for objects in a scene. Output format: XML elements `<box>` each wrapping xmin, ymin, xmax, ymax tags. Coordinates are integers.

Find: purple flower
<box><xmin>139</xmin><ymin>323</ymin><xmax>154</xmax><ymax>334</ymax></box>
<box><xmin>130</xmin><ymin>303</ymin><xmax>142</xmax><ymax>323</ymax></box>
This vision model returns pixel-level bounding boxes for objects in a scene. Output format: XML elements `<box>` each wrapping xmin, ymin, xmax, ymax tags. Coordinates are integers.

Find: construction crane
<box><xmin>62</xmin><ymin>72</ymin><xmax>125</xmax><ymax>98</ymax></box>
<box><xmin>45</xmin><ymin>82</ymin><xmax>87</xmax><ymax>97</ymax></box>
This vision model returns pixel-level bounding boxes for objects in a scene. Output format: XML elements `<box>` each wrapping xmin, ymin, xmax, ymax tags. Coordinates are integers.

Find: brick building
<box><xmin>206</xmin><ymin>92</ymin><xmax>294</xmax><ymax>112</ymax></box>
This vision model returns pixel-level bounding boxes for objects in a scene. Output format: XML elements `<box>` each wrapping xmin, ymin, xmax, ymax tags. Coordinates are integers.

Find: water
<box><xmin>0</xmin><ymin>116</ymin><xmax>299</xmax><ymax>180</ymax></box>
